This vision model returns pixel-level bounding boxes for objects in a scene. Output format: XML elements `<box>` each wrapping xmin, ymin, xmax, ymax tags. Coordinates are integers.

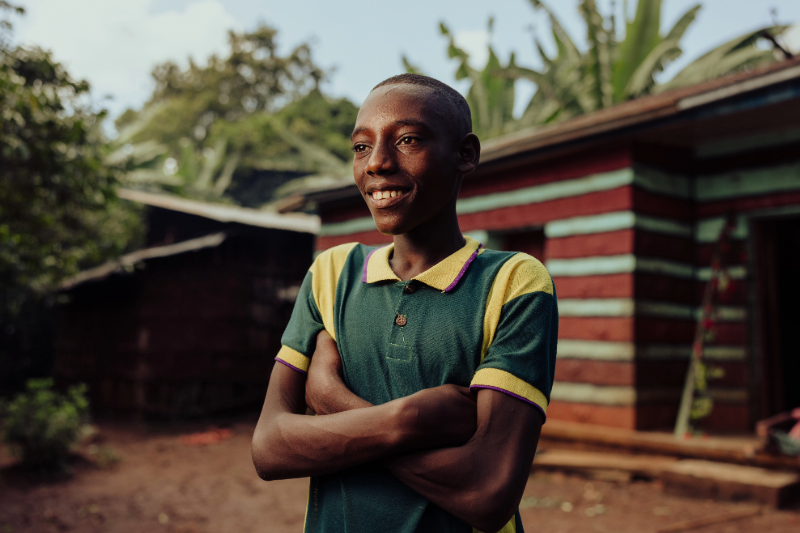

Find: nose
<box><xmin>365</xmin><ymin>140</ymin><xmax>397</xmax><ymax>176</ymax></box>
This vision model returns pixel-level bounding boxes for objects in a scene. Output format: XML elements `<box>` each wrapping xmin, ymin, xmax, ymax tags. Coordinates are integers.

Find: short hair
<box><xmin>372</xmin><ymin>74</ymin><xmax>473</xmax><ymax>142</ymax></box>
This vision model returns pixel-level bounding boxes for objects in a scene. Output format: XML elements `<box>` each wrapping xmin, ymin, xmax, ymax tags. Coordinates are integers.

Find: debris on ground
<box><xmin>179</xmin><ymin>428</ymin><xmax>233</xmax><ymax>447</ymax></box>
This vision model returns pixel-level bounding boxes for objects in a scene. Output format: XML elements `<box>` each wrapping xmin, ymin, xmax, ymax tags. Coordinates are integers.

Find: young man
<box><xmin>252</xmin><ymin>74</ymin><xmax>558</xmax><ymax>533</ymax></box>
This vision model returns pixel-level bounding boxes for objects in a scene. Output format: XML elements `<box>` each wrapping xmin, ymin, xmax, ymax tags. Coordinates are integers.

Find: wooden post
<box><xmin>674</xmin><ymin>215</ymin><xmax>736</xmax><ymax>438</ymax></box>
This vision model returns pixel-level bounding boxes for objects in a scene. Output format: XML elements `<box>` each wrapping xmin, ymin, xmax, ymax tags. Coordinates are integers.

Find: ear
<box><xmin>456</xmin><ymin>133</ymin><xmax>481</xmax><ymax>175</ymax></box>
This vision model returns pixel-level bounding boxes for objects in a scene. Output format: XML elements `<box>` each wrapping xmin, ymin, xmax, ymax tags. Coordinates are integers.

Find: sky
<box><xmin>9</xmin><ymin>0</ymin><xmax>800</xmax><ymax>127</ymax></box>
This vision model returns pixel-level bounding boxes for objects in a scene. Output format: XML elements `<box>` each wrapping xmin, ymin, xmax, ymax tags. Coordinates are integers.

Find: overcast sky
<box><xmin>10</xmin><ymin>0</ymin><xmax>800</xmax><ymax>126</ymax></box>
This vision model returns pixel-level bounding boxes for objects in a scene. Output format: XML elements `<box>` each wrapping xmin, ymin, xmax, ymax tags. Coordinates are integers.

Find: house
<box><xmin>56</xmin><ymin>191</ymin><xmax>318</xmax><ymax>418</ymax></box>
<box><xmin>293</xmin><ymin>58</ymin><xmax>800</xmax><ymax>432</ymax></box>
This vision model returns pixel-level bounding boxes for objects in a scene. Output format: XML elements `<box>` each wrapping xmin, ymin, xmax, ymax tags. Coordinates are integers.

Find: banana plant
<box><xmin>406</xmin><ymin>19</ymin><xmax>519</xmax><ymax>139</ymax></box>
<box><xmin>422</xmin><ymin>0</ymin><xmax>787</xmax><ymax>139</ymax></box>
<box><xmin>527</xmin><ymin>0</ymin><xmax>786</xmax><ymax>112</ymax></box>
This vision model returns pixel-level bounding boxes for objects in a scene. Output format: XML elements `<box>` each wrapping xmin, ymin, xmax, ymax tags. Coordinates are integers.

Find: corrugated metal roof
<box><xmin>298</xmin><ymin>58</ymin><xmax>800</xmax><ymax>208</ymax></box>
<box><xmin>60</xmin><ymin>232</ymin><xmax>227</xmax><ymax>290</ymax></box>
<box><xmin>118</xmin><ymin>189</ymin><xmax>320</xmax><ymax>234</ymax></box>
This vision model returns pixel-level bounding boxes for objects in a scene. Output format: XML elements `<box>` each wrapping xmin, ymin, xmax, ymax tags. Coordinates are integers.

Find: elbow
<box><xmin>251</xmin><ymin>423</ymin><xmax>285</xmax><ymax>481</ymax></box>
<box><xmin>466</xmin><ymin>481</ymin><xmax>519</xmax><ymax>533</ymax></box>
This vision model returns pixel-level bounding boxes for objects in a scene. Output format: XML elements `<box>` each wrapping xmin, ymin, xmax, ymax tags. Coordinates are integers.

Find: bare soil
<box><xmin>1</xmin><ymin>420</ymin><xmax>797</xmax><ymax>533</ymax></box>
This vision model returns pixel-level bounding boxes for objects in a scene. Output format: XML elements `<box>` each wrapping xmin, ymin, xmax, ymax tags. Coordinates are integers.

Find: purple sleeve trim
<box><xmin>361</xmin><ymin>246</ymin><xmax>381</xmax><ymax>283</ymax></box>
<box><xmin>470</xmin><ymin>384</ymin><xmax>547</xmax><ymax>422</ymax></box>
<box><xmin>444</xmin><ymin>243</ymin><xmax>482</xmax><ymax>292</ymax></box>
<box><xmin>274</xmin><ymin>357</ymin><xmax>308</xmax><ymax>375</ymax></box>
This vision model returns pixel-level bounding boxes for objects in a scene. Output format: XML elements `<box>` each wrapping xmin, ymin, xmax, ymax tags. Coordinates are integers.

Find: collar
<box><xmin>361</xmin><ymin>236</ymin><xmax>483</xmax><ymax>293</ymax></box>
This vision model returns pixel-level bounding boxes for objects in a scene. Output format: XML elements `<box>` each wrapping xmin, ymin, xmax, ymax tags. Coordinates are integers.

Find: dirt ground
<box><xmin>1</xmin><ymin>419</ymin><xmax>798</xmax><ymax>533</ymax></box>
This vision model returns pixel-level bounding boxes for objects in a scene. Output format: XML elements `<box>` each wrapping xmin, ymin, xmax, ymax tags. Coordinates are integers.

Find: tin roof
<box><xmin>118</xmin><ymin>189</ymin><xmax>320</xmax><ymax>234</ymax></box>
<box><xmin>60</xmin><ymin>232</ymin><xmax>227</xmax><ymax>290</ymax></box>
<box><xmin>295</xmin><ymin>57</ymin><xmax>800</xmax><ymax>208</ymax></box>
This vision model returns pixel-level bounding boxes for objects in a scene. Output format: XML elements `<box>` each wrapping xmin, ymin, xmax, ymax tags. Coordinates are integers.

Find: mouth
<box><xmin>366</xmin><ymin>188</ymin><xmax>409</xmax><ymax>208</ymax></box>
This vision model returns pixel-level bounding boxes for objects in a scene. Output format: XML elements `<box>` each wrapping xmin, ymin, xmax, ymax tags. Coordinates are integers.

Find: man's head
<box><xmin>352</xmin><ymin>74</ymin><xmax>480</xmax><ymax>236</ymax></box>
<box><xmin>372</xmin><ymin>74</ymin><xmax>473</xmax><ymax>144</ymax></box>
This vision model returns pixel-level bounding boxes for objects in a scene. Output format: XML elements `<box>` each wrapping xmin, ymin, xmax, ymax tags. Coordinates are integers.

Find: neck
<box><xmin>389</xmin><ymin>197</ymin><xmax>465</xmax><ymax>281</ymax></box>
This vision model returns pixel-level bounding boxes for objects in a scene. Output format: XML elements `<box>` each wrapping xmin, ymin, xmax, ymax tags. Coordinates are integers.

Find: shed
<box><xmin>294</xmin><ymin>58</ymin><xmax>800</xmax><ymax>432</ymax></box>
<box><xmin>56</xmin><ymin>191</ymin><xmax>318</xmax><ymax>417</ymax></box>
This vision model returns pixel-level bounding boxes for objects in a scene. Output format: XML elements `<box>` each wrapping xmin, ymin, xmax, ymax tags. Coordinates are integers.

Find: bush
<box><xmin>0</xmin><ymin>378</ymin><xmax>89</xmax><ymax>474</ymax></box>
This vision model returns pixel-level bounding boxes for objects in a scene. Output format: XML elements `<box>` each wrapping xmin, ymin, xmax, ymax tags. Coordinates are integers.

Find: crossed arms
<box><xmin>251</xmin><ymin>331</ymin><xmax>544</xmax><ymax>532</ymax></box>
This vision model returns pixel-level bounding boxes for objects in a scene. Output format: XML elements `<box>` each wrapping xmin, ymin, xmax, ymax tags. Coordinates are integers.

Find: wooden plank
<box><xmin>663</xmin><ymin>460</ymin><xmax>800</xmax><ymax>508</ymax></box>
<box><xmin>540</xmin><ymin>419</ymin><xmax>800</xmax><ymax>470</ymax></box>
<box><xmin>533</xmin><ymin>449</ymin><xmax>677</xmax><ymax>477</ymax></box>
<box><xmin>656</xmin><ymin>507</ymin><xmax>762</xmax><ymax>533</ymax></box>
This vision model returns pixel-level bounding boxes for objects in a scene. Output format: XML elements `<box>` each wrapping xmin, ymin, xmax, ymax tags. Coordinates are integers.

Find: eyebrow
<box><xmin>351</xmin><ymin>119</ymin><xmax>433</xmax><ymax>140</ymax></box>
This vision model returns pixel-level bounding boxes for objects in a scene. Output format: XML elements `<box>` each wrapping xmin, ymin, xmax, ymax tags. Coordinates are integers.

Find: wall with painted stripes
<box><xmin>315</xmin><ymin>145</ymin><xmax>800</xmax><ymax>431</ymax></box>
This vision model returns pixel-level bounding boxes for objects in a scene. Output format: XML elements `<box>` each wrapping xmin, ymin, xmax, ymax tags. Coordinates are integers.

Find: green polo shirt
<box><xmin>276</xmin><ymin>236</ymin><xmax>558</xmax><ymax>533</ymax></box>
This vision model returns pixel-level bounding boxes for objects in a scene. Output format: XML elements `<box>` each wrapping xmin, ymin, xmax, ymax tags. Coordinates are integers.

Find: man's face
<box><xmin>351</xmin><ymin>84</ymin><xmax>462</xmax><ymax>235</ymax></box>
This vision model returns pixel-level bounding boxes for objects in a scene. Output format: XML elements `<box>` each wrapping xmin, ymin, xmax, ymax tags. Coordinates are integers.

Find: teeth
<box><xmin>372</xmin><ymin>190</ymin><xmax>402</xmax><ymax>200</ymax></box>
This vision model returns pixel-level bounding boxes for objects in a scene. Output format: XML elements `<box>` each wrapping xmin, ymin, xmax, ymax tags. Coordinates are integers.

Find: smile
<box><xmin>367</xmin><ymin>189</ymin><xmax>408</xmax><ymax>208</ymax></box>
<box><xmin>370</xmin><ymin>190</ymin><xmax>405</xmax><ymax>200</ymax></box>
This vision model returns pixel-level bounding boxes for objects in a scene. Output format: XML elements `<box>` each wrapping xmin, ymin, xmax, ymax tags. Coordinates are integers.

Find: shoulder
<box><xmin>485</xmin><ymin>251</ymin><xmax>554</xmax><ymax>301</ymax></box>
<box><xmin>310</xmin><ymin>242</ymin><xmax>363</xmax><ymax>274</ymax></box>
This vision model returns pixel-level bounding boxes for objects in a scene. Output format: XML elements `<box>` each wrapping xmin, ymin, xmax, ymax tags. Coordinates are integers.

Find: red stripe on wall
<box><xmin>635</xmin><ymin>230</ymin><xmax>694</xmax><ymax>263</ymax></box>
<box><xmin>635</xmin><ymin>273</ymin><xmax>696</xmax><ymax>304</ymax></box>
<box><xmin>546</xmin><ymin>230</ymin><xmax>634</xmax><ymax>259</ymax></box>
<box><xmin>546</xmin><ymin>402</ymin><xmax>636</xmax><ymax>429</ymax></box>
<box><xmin>697</xmin><ymin>190</ymin><xmax>800</xmax><ymax>218</ymax></box>
<box><xmin>554</xmin><ymin>274</ymin><xmax>634</xmax><ymax>299</ymax></box>
<box><xmin>459</xmin><ymin>187</ymin><xmax>633</xmax><ymax>233</ymax></box>
<box><xmin>317</xmin><ymin>230</ymin><xmax>391</xmax><ymax>250</ymax></box>
<box><xmin>555</xmin><ymin>360</ymin><xmax>635</xmax><ymax>386</ymax></box>
<box><xmin>461</xmin><ymin>145</ymin><xmax>631</xmax><ymax>200</ymax></box>
<box><xmin>635</xmin><ymin>318</ymin><xmax>748</xmax><ymax>344</ymax></box>
<box><xmin>546</xmin><ymin>229</ymin><xmax>693</xmax><ymax>262</ymax></box>
<box><xmin>632</xmin><ymin>187</ymin><xmax>694</xmax><ymax>221</ymax></box>
<box><xmin>560</xmin><ymin>317</ymin><xmax>634</xmax><ymax>341</ymax></box>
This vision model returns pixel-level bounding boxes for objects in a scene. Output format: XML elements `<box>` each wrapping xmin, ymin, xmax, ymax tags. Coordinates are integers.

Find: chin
<box><xmin>372</xmin><ymin>215</ymin><xmax>409</xmax><ymax>236</ymax></box>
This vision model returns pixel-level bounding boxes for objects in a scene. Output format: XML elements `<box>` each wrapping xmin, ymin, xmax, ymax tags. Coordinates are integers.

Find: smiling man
<box><xmin>252</xmin><ymin>74</ymin><xmax>558</xmax><ymax>533</ymax></box>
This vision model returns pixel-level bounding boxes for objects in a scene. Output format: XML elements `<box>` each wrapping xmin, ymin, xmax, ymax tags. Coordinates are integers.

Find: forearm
<box><xmin>387</xmin><ymin>440</ymin><xmax>520</xmax><ymax>531</ymax></box>
<box><xmin>253</xmin><ymin>363</ymin><xmax>414</xmax><ymax>480</ymax></box>
<box><xmin>388</xmin><ymin>392</ymin><xmax>542</xmax><ymax>532</ymax></box>
<box><xmin>253</xmin><ymin>363</ymin><xmax>473</xmax><ymax>481</ymax></box>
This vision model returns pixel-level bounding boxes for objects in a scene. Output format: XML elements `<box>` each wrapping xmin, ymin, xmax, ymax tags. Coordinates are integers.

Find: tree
<box><xmin>0</xmin><ymin>2</ymin><xmax>141</xmax><ymax>392</ymax></box>
<box><xmin>516</xmin><ymin>0</ymin><xmax>787</xmax><ymax>125</ymax></box>
<box><xmin>405</xmin><ymin>19</ymin><xmax>518</xmax><ymax>140</ymax></box>
<box><xmin>413</xmin><ymin>0</ymin><xmax>788</xmax><ymax>137</ymax></box>
<box><xmin>112</xmin><ymin>25</ymin><xmax>358</xmax><ymax>207</ymax></box>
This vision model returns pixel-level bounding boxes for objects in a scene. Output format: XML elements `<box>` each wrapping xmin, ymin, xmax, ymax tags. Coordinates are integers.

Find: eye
<box><xmin>398</xmin><ymin>136</ymin><xmax>418</xmax><ymax>145</ymax></box>
<box><xmin>351</xmin><ymin>143</ymin><xmax>368</xmax><ymax>153</ymax></box>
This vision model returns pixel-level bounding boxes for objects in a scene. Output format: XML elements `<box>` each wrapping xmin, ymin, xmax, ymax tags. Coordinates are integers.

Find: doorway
<box><xmin>755</xmin><ymin>217</ymin><xmax>800</xmax><ymax>418</ymax></box>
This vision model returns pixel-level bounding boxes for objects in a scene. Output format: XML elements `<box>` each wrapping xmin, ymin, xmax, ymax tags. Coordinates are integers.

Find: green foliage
<box><xmin>416</xmin><ymin>0</ymin><xmax>787</xmax><ymax>139</ymax></box>
<box><xmin>1</xmin><ymin>378</ymin><xmax>89</xmax><ymax>474</ymax></box>
<box><xmin>113</xmin><ymin>25</ymin><xmax>357</xmax><ymax>207</ymax></box>
<box><xmin>521</xmin><ymin>0</ymin><xmax>786</xmax><ymax>123</ymax></box>
<box><xmin>441</xmin><ymin>19</ymin><xmax>517</xmax><ymax>140</ymax></box>
<box><xmin>0</xmin><ymin>3</ymin><xmax>142</xmax><ymax>391</ymax></box>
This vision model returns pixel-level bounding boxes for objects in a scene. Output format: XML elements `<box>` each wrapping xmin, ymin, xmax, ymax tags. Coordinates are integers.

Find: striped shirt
<box><xmin>277</xmin><ymin>236</ymin><xmax>558</xmax><ymax>533</ymax></box>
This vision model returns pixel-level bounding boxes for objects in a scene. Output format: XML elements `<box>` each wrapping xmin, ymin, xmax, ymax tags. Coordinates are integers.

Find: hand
<box><xmin>403</xmin><ymin>384</ymin><xmax>478</xmax><ymax>449</ymax></box>
<box><xmin>305</xmin><ymin>330</ymin><xmax>342</xmax><ymax>414</ymax></box>
<box><xmin>306</xmin><ymin>330</ymin><xmax>370</xmax><ymax>415</ymax></box>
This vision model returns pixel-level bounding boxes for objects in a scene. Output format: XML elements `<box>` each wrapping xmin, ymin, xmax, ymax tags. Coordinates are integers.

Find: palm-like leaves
<box><xmin>427</xmin><ymin>0</ymin><xmax>787</xmax><ymax>139</ymax></box>
<box><xmin>438</xmin><ymin>20</ymin><xmax>518</xmax><ymax>139</ymax></box>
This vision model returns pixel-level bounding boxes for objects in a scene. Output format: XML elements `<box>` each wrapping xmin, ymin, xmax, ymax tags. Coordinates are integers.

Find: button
<box><xmin>395</xmin><ymin>314</ymin><xmax>407</xmax><ymax>327</ymax></box>
<box><xmin>404</xmin><ymin>283</ymin><xmax>417</xmax><ymax>294</ymax></box>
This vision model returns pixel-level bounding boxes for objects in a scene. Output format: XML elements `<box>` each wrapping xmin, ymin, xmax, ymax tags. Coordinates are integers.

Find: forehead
<box><xmin>354</xmin><ymin>84</ymin><xmax>446</xmax><ymax>134</ymax></box>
